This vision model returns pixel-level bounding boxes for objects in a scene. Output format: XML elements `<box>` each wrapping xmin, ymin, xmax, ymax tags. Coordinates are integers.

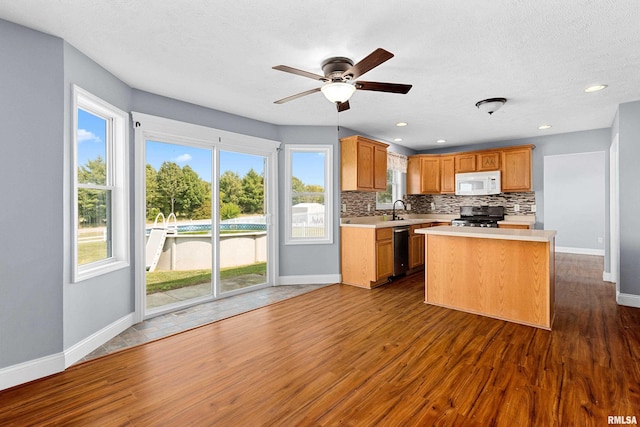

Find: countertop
<box><xmin>415</xmin><ymin>225</ymin><xmax>556</xmax><ymax>243</ymax></box>
<box><xmin>340</xmin><ymin>214</ymin><xmax>535</xmax><ymax>229</ymax></box>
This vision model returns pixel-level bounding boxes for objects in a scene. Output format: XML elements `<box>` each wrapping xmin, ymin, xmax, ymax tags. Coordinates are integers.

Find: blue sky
<box><xmin>77</xmin><ymin>110</ymin><xmax>324</xmax><ymax>186</ymax></box>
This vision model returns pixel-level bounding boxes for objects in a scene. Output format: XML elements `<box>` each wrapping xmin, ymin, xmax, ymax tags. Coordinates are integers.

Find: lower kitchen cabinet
<box><xmin>498</xmin><ymin>223</ymin><xmax>531</xmax><ymax>229</ymax></box>
<box><xmin>341</xmin><ymin>227</ymin><xmax>393</xmax><ymax>289</ymax></box>
<box><xmin>409</xmin><ymin>223</ymin><xmax>428</xmax><ymax>269</ymax></box>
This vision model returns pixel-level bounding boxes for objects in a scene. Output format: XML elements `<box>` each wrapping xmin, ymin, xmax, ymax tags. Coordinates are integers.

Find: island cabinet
<box><xmin>418</xmin><ymin>226</ymin><xmax>556</xmax><ymax>329</ymax></box>
<box><xmin>407</xmin><ymin>155</ymin><xmax>440</xmax><ymax>194</ymax></box>
<box><xmin>501</xmin><ymin>146</ymin><xmax>532</xmax><ymax>192</ymax></box>
<box><xmin>341</xmin><ymin>227</ymin><xmax>393</xmax><ymax>289</ymax></box>
<box><xmin>340</xmin><ymin>135</ymin><xmax>388</xmax><ymax>192</ymax></box>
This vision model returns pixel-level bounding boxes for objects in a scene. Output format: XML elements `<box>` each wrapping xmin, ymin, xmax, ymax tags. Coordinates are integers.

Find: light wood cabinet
<box><xmin>455</xmin><ymin>154</ymin><xmax>477</xmax><ymax>173</ymax></box>
<box><xmin>501</xmin><ymin>147</ymin><xmax>532</xmax><ymax>192</ymax></box>
<box><xmin>409</xmin><ymin>224</ymin><xmax>428</xmax><ymax>269</ymax></box>
<box><xmin>408</xmin><ymin>144</ymin><xmax>533</xmax><ymax>195</ymax></box>
<box><xmin>477</xmin><ymin>151</ymin><xmax>500</xmax><ymax>171</ymax></box>
<box><xmin>340</xmin><ymin>135</ymin><xmax>388</xmax><ymax>192</ymax></box>
<box><xmin>341</xmin><ymin>227</ymin><xmax>393</xmax><ymax>289</ymax></box>
<box><xmin>440</xmin><ymin>155</ymin><xmax>455</xmax><ymax>193</ymax></box>
<box><xmin>407</xmin><ymin>155</ymin><xmax>440</xmax><ymax>194</ymax></box>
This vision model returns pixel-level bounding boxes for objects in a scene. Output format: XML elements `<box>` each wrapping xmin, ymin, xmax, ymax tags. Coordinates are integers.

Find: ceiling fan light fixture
<box><xmin>321</xmin><ymin>82</ymin><xmax>356</xmax><ymax>104</ymax></box>
<box><xmin>475</xmin><ymin>97</ymin><xmax>507</xmax><ymax>115</ymax></box>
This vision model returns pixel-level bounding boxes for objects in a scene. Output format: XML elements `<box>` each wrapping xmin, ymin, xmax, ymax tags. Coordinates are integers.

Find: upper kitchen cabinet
<box><xmin>477</xmin><ymin>151</ymin><xmax>501</xmax><ymax>171</ymax></box>
<box><xmin>340</xmin><ymin>135</ymin><xmax>388</xmax><ymax>192</ymax></box>
<box><xmin>501</xmin><ymin>145</ymin><xmax>533</xmax><ymax>192</ymax></box>
<box><xmin>455</xmin><ymin>151</ymin><xmax>500</xmax><ymax>172</ymax></box>
<box><xmin>407</xmin><ymin>155</ymin><xmax>440</xmax><ymax>194</ymax></box>
<box><xmin>454</xmin><ymin>153</ymin><xmax>477</xmax><ymax>173</ymax></box>
<box><xmin>440</xmin><ymin>155</ymin><xmax>455</xmax><ymax>193</ymax></box>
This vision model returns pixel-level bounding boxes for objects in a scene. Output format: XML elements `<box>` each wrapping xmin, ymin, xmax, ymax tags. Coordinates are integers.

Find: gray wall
<box><xmin>62</xmin><ymin>43</ymin><xmax>134</xmax><ymax>348</ymax></box>
<box><xmin>617</xmin><ymin>100</ymin><xmax>640</xmax><ymax>296</ymax></box>
<box><xmin>543</xmin><ymin>151</ymin><xmax>606</xmax><ymax>251</ymax></box>
<box><xmin>0</xmin><ymin>19</ymin><xmax>64</xmax><ymax>367</ymax></box>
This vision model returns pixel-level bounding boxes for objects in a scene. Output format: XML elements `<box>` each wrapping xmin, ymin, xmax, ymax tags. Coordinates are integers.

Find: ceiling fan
<box><xmin>273</xmin><ymin>48</ymin><xmax>412</xmax><ymax>112</ymax></box>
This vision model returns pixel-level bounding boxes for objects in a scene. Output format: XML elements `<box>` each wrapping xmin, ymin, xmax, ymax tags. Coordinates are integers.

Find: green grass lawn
<box><xmin>146</xmin><ymin>262</ymin><xmax>266</xmax><ymax>294</ymax></box>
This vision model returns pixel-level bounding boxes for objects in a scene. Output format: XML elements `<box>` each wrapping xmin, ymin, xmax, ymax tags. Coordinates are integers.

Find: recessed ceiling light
<box><xmin>436</xmin><ymin>139</ymin><xmax>446</xmax><ymax>144</ymax></box>
<box><xmin>584</xmin><ymin>84</ymin><xmax>608</xmax><ymax>93</ymax></box>
<box><xmin>538</xmin><ymin>124</ymin><xmax>552</xmax><ymax>130</ymax></box>
<box><xmin>394</xmin><ymin>138</ymin><xmax>403</xmax><ymax>142</ymax></box>
<box><xmin>395</xmin><ymin>122</ymin><xmax>408</xmax><ymax>127</ymax></box>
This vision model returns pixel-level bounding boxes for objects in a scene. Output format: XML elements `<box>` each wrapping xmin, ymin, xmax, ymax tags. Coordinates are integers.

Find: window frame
<box><xmin>284</xmin><ymin>144</ymin><xmax>333</xmax><ymax>245</ymax></box>
<box><xmin>376</xmin><ymin>169</ymin><xmax>405</xmax><ymax>210</ymax></box>
<box><xmin>72</xmin><ymin>85</ymin><xmax>130</xmax><ymax>282</ymax></box>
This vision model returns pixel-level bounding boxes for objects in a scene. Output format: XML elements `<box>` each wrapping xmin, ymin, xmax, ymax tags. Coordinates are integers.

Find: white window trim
<box><xmin>284</xmin><ymin>144</ymin><xmax>333</xmax><ymax>245</ymax></box>
<box><xmin>376</xmin><ymin>169</ymin><xmax>405</xmax><ymax>210</ymax></box>
<box><xmin>72</xmin><ymin>85</ymin><xmax>130</xmax><ymax>282</ymax></box>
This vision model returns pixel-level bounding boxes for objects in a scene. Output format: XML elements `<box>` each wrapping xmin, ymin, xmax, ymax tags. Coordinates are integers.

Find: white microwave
<box><xmin>455</xmin><ymin>171</ymin><xmax>501</xmax><ymax>196</ymax></box>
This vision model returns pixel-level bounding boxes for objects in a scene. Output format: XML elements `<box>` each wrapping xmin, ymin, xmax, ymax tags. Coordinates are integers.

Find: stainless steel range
<box><xmin>451</xmin><ymin>206</ymin><xmax>504</xmax><ymax>228</ymax></box>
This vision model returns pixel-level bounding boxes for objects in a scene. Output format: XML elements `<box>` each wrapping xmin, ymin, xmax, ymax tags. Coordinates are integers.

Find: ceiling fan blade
<box><xmin>337</xmin><ymin>100</ymin><xmax>350</xmax><ymax>112</ymax></box>
<box><xmin>341</xmin><ymin>48</ymin><xmax>394</xmax><ymax>80</ymax></box>
<box><xmin>355</xmin><ymin>81</ymin><xmax>413</xmax><ymax>94</ymax></box>
<box><xmin>272</xmin><ymin>65</ymin><xmax>327</xmax><ymax>81</ymax></box>
<box><xmin>274</xmin><ymin>87</ymin><xmax>321</xmax><ymax>104</ymax></box>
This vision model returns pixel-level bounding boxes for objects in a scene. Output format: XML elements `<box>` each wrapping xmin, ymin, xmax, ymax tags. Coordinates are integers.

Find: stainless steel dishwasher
<box><xmin>393</xmin><ymin>226</ymin><xmax>409</xmax><ymax>276</ymax></box>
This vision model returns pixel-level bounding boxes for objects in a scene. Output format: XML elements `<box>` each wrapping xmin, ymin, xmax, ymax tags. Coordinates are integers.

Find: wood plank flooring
<box><xmin>1</xmin><ymin>254</ymin><xmax>639</xmax><ymax>426</ymax></box>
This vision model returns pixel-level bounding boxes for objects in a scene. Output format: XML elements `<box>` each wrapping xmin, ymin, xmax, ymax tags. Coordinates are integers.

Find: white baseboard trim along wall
<box><xmin>0</xmin><ymin>313</ymin><xmax>135</xmax><ymax>391</ymax></box>
<box><xmin>555</xmin><ymin>246</ymin><xmax>605</xmax><ymax>256</ymax></box>
<box><xmin>278</xmin><ymin>274</ymin><xmax>341</xmax><ymax>286</ymax></box>
<box><xmin>617</xmin><ymin>292</ymin><xmax>640</xmax><ymax>309</ymax></box>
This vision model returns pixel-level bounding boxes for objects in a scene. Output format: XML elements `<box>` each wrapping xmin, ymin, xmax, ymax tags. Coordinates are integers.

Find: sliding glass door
<box><xmin>218</xmin><ymin>150</ymin><xmax>269</xmax><ymax>295</ymax></box>
<box><xmin>145</xmin><ymin>140</ymin><xmax>213</xmax><ymax>314</ymax></box>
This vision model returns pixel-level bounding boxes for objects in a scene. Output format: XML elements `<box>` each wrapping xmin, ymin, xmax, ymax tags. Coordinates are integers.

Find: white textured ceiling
<box><xmin>2</xmin><ymin>0</ymin><xmax>639</xmax><ymax>150</ymax></box>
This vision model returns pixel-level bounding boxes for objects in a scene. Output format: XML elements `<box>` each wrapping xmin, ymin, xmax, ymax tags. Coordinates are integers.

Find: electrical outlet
<box><xmin>342</xmin><ymin>204</ymin><xmax>346</xmax><ymax>212</ymax></box>
<box><xmin>597</xmin><ymin>237</ymin><xmax>604</xmax><ymax>244</ymax></box>
<box><xmin>430</xmin><ymin>202</ymin><xmax>435</xmax><ymax>210</ymax></box>
<box><xmin>367</xmin><ymin>204</ymin><xmax>371</xmax><ymax>212</ymax></box>
<box><xmin>406</xmin><ymin>204</ymin><xmax>411</xmax><ymax>210</ymax></box>
<box><xmin>514</xmin><ymin>204</ymin><xmax>520</xmax><ymax>212</ymax></box>
<box><xmin>531</xmin><ymin>205</ymin><xmax>537</xmax><ymax>213</ymax></box>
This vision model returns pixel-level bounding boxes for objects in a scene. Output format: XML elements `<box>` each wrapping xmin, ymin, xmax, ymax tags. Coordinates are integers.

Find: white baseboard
<box><xmin>278</xmin><ymin>274</ymin><xmax>341</xmax><ymax>286</ymax></box>
<box><xmin>0</xmin><ymin>312</ymin><xmax>136</xmax><ymax>392</ymax></box>
<box><xmin>555</xmin><ymin>246</ymin><xmax>605</xmax><ymax>256</ymax></box>
<box><xmin>0</xmin><ymin>352</ymin><xmax>65</xmax><ymax>392</ymax></box>
<box><xmin>64</xmin><ymin>313</ymin><xmax>136</xmax><ymax>368</ymax></box>
<box><xmin>617</xmin><ymin>292</ymin><xmax>640</xmax><ymax>308</ymax></box>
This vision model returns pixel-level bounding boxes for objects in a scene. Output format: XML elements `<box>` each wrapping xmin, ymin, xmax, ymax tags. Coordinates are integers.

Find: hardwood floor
<box><xmin>1</xmin><ymin>254</ymin><xmax>639</xmax><ymax>426</ymax></box>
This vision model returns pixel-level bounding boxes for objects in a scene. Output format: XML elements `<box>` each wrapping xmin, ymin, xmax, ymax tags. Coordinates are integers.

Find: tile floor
<box><xmin>80</xmin><ymin>283</ymin><xmax>331</xmax><ymax>363</ymax></box>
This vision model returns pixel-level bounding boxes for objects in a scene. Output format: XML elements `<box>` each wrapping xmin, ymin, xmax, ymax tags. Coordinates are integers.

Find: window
<box><xmin>377</xmin><ymin>152</ymin><xmax>407</xmax><ymax>209</ymax></box>
<box><xmin>284</xmin><ymin>145</ymin><xmax>333</xmax><ymax>244</ymax></box>
<box><xmin>73</xmin><ymin>86</ymin><xmax>129</xmax><ymax>282</ymax></box>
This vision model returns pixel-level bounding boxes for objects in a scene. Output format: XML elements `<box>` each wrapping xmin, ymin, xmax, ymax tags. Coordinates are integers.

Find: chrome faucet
<box><xmin>392</xmin><ymin>199</ymin><xmax>406</xmax><ymax>221</ymax></box>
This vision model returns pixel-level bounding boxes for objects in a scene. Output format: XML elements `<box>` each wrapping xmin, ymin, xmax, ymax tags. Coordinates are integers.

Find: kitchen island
<box><xmin>415</xmin><ymin>226</ymin><xmax>556</xmax><ymax>330</ymax></box>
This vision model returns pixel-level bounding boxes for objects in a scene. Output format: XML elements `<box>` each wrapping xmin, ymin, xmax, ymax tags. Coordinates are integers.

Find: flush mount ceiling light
<box><xmin>320</xmin><ymin>82</ymin><xmax>356</xmax><ymax>103</ymax></box>
<box><xmin>475</xmin><ymin>97</ymin><xmax>507</xmax><ymax>115</ymax></box>
<box><xmin>394</xmin><ymin>138</ymin><xmax>403</xmax><ymax>142</ymax></box>
<box><xmin>538</xmin><ymin>124</ymin><xmax>552</xmax><ymax>130</ymax></box>
<box><xmin>584</xmin><ymin>84</ymin><xmax>608</xmax><ymax>93</ymax></box>
<box><xmin>436</xmin><ymin>139</ymin><xmax>446</xmax><ymax>144</ymax></box>
<box><xmin>396</xmin><ymin>122</ymin><xmax>408</xmax><ymax>127</ymax></box>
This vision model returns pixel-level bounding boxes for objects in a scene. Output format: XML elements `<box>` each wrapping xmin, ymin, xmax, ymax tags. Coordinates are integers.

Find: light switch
<box><xmin>514</xmin><ymin>204</ymin><xmax>520</xmax><ymax>212</ymax></box>
<box><xmin>531</xmin><ymin>205</ymin><xmax>537</xmax><ymax>213</ymax></box>
<box><xmin>342</xmin><ymin>204</ymin><xmax>346</xmax><ymax>212</ymax></box>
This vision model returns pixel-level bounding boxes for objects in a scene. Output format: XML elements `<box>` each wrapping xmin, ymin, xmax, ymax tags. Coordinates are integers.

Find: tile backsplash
<box><xmin>341</xmin><ymin>191</ymin><xmax>536</xmax><ymax>217</ymax></box>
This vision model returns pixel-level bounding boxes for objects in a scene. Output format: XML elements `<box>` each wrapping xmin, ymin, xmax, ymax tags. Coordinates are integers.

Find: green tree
<box><xmin>77</xmin><ymin>156</ymin><xmax>107</xmax><ymax>226</ymax></box>
<box><xmin>220</xmin><ymin>202</ymin><xmax>241</xmax><ymax>220</ymax></box>
<box><xmin>156</xmin><ymin>162</ymin><xmax>185</xmax><ymax>214</ymax></box>
<box><xmin>220</xmin><ymin>171</ymin><xmax>242</xmax><ymax>206</ymax></box>
<box><xmin>178</xmin><ymin>165</ymin><xmax>208</xmax><ymax>218</ymax></box>
<box><xmin>146</xmin><ymin>164</ymin><xmax>160</xmax><ymax>220</ymax></box>
<box><xmin>239</xmin><ymin>168</ymin><xmax>264</xmax><ymax>214</ymax></box>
